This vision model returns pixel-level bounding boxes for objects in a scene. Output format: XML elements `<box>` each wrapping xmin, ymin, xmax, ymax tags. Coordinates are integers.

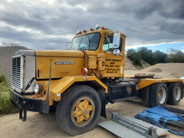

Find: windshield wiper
<box><xmin>105</xmin><ymin>35</ymin><xmax>110</xmax><ymax>49</ymax></box>
<box><xmin>86</xmin><ymin>35</ymin><xmax>91</xmax><ymax>50</ymax></box>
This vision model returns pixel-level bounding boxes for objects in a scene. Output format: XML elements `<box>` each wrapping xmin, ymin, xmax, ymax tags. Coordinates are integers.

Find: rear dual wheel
<box><xmin>168</xmin><ymin>83</ymin><xmax>182</xmax><ymax>105</ymax></box>
<box><xmin>142</xmin><ymin>82</ymin><xmax>182</xmax><ymax>107</ymax></box>
<box><xmin>149</xmin><ymin>83</ymin><xmax>168</xmax><ymax>107</ymax></box>
<box><xmin>141</xmin><ymin>84</ymin><xmax>168</xmax><ymax>107</ymax></box>
<box><xmin>140</xmin><ymin>86</ymin><xmax>150</xmax><ymax>107</ymax></box>
<box><xmin>56</xmin><ymin>85</ymin><xmax>101</xmax><ymax>136</ymax></box>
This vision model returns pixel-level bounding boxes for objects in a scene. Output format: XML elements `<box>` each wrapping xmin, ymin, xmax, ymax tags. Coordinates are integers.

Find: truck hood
<box><xmin>35</xmin><ymin>50</ymin><xmax>84</xmax><ymax>58</ymax></box>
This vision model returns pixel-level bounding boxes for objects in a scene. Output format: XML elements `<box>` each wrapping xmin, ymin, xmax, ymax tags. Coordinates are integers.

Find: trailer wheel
<box><xmin>167</xmin><ymin>83</ymin><xmax>182</xmax><ymax>105</ymax></box>
<box><xmin>149</xmin><ymin>83</ymin><xmax>168</xmax><ymax>107</ymax></box>
<box><xmin>140</xmin><ymin>86</ymin><xmax>150</xmax><ymax>107</ymax></box>
<box><xmin>56</xmin><ymin>85</ymin><xmax>101</xmax><ymax>136</ymax></box>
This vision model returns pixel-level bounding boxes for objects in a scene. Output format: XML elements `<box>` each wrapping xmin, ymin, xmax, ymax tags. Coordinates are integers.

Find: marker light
<box><xmin>81</xmin><ymin>68</ymin><xmax>88</xmax><ymax>76</ymax></box>
<box><xmin>34</xmin><ymin>84</ymin><xmax>44</xmax><ymax>94</ymax></box>
<box><xmin>83</xmin><ymin>30</ymin><xmax>87</xmax><ymax>33</ymax></box>
<box><xmin>89</xmin><ymin>28</ymin><xmax>93</xmax><ymax>31</ymax></box>
<box><xmin>57</xmin><ymin>93</ymin><xmax>61</xmax><ymax>101</ymax></box>
<box><xmin>101</xmin><ymin>26</ymin><xmax>104</xmax><ymax>29</ymax></box>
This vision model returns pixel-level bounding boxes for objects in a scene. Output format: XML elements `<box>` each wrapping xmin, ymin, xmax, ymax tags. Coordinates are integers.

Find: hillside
<box><xmin>124</xmin><ymin>56</ymin><xmax>150</xmax><ymax>70</ymax></box>
<box><xmin>124</xmin><ymin>57</ymin><xmax>138</xmax><ymax>70</ymax></box>
<box><xmin>0</xmin><ymin>46</ymin><xmax>27</xmax><ymax>82</ymax></box>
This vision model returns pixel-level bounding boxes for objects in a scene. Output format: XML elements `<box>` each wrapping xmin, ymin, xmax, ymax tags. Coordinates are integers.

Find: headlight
<box><xmin>34</xmin><ymin>84</ymin><xmax>44</xmax><ymax>94</ymax></box>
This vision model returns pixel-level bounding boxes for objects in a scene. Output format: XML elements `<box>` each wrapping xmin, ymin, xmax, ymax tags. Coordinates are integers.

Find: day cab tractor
<box><xmin>10</xmin><ymin>26</ymin><xmax>184</xmax><ymax>136</ymax></box>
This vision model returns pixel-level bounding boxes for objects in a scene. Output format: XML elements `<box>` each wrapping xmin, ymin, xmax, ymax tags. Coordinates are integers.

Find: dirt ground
<box><xmin>141</xmin><ymin>63</ymin><xmax>184</xmax><ymax>78</ymax></box>
<box><xmin>0</xmin><ymin>99</ymin><xmax>183</xmax><ymax>138</ymax></box>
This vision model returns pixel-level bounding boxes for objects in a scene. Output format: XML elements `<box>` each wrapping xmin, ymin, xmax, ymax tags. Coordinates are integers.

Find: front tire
<box><xmin>56</xmin><ymin>85</ymin><xmax>101</xmax><ymax>136</ymax></box>
<box><xmin>149</xmin><ymin>83</ymin><xmax>168</xmax><ymax>107</ymax></box>
<box><xmin>167</xmin><ymin>83</ymin><xmax>182</xmax><ymax>105</ymax></box>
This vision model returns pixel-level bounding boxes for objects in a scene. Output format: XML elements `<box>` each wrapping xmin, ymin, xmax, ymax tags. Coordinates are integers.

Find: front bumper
<box><xmin>10</xmin><ymin>89</ymin><xmax>49</xmax><ymax>120</ymax></box>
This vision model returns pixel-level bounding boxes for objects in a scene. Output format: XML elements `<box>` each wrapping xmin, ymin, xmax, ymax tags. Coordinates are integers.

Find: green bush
<box><xmin>127</xmin><ymin>47</ymin><xmax>182</xmax><ymax>66</ymax></box>
<box><xmin>167</xmin><ymin>49</ymin><xmax>184</xmax><ymax>63</ymax></box>
<box><xmin>138</xmin><ymin>47</ymin><xmax>157</xmax><ymax>65</ymax></box>
<box><xmin>0</xmin><ymin>75</ymin><xmax>6</xmax><ymax>83</ymax></box>
<box><xmin>127</xmin><ymin>49</ymin><xmax>142</xmax><ymax>66</ymax></box>
<box><xmin>0</xmin><ymin>82</ymin><xmax>9</xmax><ymax>92</ymax></box>
<box><xmin>153</xmin><ymin>50</ymin><xmax>167</xmax><ymax>63</ymax></box>
<box><xmin>0</xmin><ymin>83</ymin><xmax>18</xmax><ymax>114</ymax></box>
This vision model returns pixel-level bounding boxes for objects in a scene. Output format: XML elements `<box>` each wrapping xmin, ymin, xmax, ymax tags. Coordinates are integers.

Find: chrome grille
<box><xmin>12</xmin><ymin>56</ymin><xmax>23</xmax><ymax>92</ymax></box>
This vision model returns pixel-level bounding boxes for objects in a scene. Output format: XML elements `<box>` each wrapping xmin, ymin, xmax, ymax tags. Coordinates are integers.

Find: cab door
<box><xmin>102</xmin><ymin>35</ymin><xmax>125</xmax><ymax>78</ymax></box>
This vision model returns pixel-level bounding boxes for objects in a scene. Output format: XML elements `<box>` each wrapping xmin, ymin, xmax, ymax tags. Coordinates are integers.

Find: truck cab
<box><xmin>10</xmin><ymin>26</ymin><xmax>184</xmax><ymax>136</ymax></box>
<box><xmin>72</xmin><ymin>27</ymin><xmax>126</xmax><ymax>78</ymax></box>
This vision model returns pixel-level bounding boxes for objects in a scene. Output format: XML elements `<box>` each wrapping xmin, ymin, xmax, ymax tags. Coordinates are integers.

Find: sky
<box><xmin>0</xmin><ymin>0</ymin><xmax>184</xmax><ymax>52</ymax></box>
<box><xmin>126</xmin><ymin>42</ymin><xmax>184</xmax><ymax>53</ymax></box>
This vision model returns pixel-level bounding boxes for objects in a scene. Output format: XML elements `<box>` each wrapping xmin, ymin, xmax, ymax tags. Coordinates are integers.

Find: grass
<box><xmin>0</xmin><ymin>74</ymin><xmax>6</xmax><ymax>83</ymax></box>
<box><xmin>0</xmin><ymin>75</ymin><xmax>18</xmax><ymax>115</ymax></box>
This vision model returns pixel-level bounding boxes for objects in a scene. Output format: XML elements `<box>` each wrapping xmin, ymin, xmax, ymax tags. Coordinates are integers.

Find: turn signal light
<box><xmin>81</xmin><ymin>68</ymin><xmax>88</xmax><ymax>76</ymax></box>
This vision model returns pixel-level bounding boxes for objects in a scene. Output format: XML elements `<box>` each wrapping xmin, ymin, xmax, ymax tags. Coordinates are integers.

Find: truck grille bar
<box><xmin>12</xmin><ymin>56</ymin><xmax>23</xmax><ymax>92</ymax></box>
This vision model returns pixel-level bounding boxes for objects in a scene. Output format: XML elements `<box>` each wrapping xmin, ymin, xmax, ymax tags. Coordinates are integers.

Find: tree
<box><xmin>138</xmin><ymin>47</ymin><xmax>156</xmax><ymax>65</ymax></box>
<box><xmin>127</xmin><ymin>49</ymin><xmax>142</xmax><ymax>66</ymax></box>
<box><xmin>153</xmin><ymin>50</ymin><xmax>167</xmax><ymax>63</ymax></box>
<box><xmin>167</xmin><ymin>49</ymin><xmax>184</xmax><ymax>63</ymax></box>
<box><xmin>127</xmin><ymin>47</ymin><xmax>184</xmax><ymax>66</ymax></box>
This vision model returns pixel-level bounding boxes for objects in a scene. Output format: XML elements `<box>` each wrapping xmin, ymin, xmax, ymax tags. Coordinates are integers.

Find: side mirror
<box><xmin>112</xmin><ymin>32</ymin><xmax>120</xmax><ymax>48</ymax></box>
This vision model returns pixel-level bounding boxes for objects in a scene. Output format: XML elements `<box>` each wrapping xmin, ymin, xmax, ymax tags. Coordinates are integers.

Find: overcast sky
<box><xmin>0</xmin><ymin>0</ymin><xmax>184</xmax><ymax>50</ymax></box>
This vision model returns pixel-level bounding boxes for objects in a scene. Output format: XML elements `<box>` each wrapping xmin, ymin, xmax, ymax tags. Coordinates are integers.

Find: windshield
<box><xmin>72</xmin><ymin>32</ymin><xmax>101</xmax><ymax>50</ymax></box>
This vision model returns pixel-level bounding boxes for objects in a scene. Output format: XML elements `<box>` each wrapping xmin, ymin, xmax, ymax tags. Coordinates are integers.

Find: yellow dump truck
<box><xmin>10</xmin><ymin>26</ymin><xmax>184</xmax><ymax>135</ymax></box>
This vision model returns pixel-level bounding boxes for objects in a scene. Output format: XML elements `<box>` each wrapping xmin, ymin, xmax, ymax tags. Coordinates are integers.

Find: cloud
<box><xmin>0</xmin><ymin>0</ymin><xmax>184</xmax><ymax>49</ymax></box>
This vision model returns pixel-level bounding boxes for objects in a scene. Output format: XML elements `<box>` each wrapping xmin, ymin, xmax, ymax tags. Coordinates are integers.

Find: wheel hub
<box><xmin>174</xmin><ymin>86</ymin><xmax>182</xmax><ymax>101</ymax></box>
<box><xmin>157</xmin><ymin>87</ymin><xmax>166</xmax><ymax>104</ymax></box>
<box><xmin>71</xmin><ymin>97</ymin><xmax>95</xmax><ymax>126</ymax></box>
<box><xmin>83</xmin><ymin>110</ymin><xmax>88</xmax><ymax>115</ymax></box>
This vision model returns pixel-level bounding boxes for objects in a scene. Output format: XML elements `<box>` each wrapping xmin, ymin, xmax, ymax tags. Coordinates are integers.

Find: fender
<box><xmin>50</xmin><ymin>75</ymin><xmax>108</xmax><ymax>101</ymax></box>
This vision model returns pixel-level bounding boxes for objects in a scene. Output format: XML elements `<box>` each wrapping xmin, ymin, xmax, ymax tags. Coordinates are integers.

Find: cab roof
<box><xmin>75</xmin><ymin>26</ymin><xmax>126</xmax><ymax>38</ymax></box>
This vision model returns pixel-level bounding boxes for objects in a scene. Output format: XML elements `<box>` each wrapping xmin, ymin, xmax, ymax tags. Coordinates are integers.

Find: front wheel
<box><xmin>149</xmin><ymin>83</ymin><xmax>168</xmax><ymax>107</ymax></box>
<box><xmin>56</xmin><ymin>85</ymin><xmax>101</xmax><ymax>136</ymax></box>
